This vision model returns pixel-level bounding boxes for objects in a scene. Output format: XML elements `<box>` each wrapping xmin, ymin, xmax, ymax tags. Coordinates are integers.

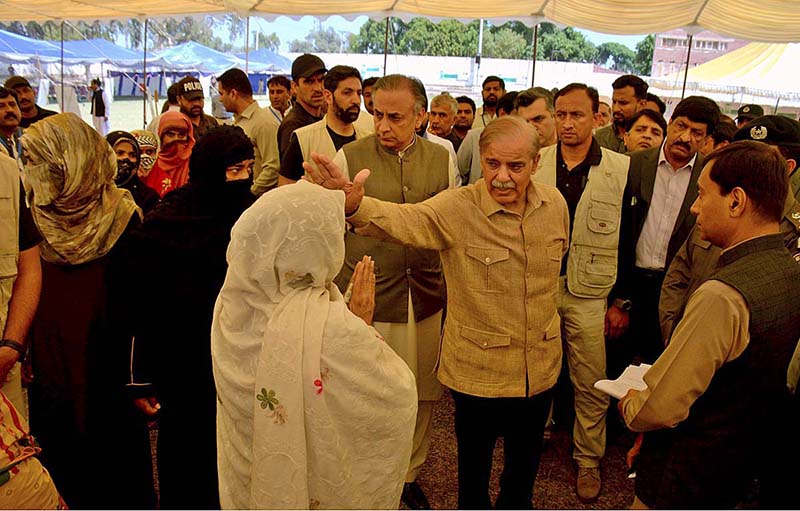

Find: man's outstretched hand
<box><xmin>303</xmin><ymin>152</ymin><xmax>370</xmax><ymax>215</ymax></box>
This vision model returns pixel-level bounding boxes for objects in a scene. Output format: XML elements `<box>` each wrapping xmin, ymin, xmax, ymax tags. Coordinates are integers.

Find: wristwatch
<box><xmin>0</xmin><ymin>339</ymin><xmax>27</xmax><ymax>364</ymax></box>
<box><xmin>613</xmin><ymin>298</ymin><xmax>633</xmax><ymax>312</ymax></box>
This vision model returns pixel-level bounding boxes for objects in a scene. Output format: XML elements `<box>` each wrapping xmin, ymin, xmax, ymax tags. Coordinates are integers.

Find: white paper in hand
<box><xmin>594</xmin><ymin>364</ymin><xmax>652</xmax><ymax>399</ymax></box>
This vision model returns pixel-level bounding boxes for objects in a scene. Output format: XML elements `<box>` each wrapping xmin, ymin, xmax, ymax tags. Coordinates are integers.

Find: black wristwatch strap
<box><xmin>0</xmin><ymin>339</ymin><xmax>26</xmax><ymax>364</ymax></box>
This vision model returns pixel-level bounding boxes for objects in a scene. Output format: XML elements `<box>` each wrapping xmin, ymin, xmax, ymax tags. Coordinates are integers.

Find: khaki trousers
<box><xmin>375</xmin><ymin>292</ymin><xmax>443</xmax><ymax>482</ymax></box>
<box><xmin>556</xmin><ymin>276</ymin><xmax>608</xmax><ymax>468</ymax></box>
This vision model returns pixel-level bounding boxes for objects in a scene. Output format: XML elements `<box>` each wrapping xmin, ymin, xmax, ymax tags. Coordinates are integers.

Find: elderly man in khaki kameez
<box><xmin>304</xmin><ymin>115</ymin><xmax>569</xmax><ymax>510</ymax></box>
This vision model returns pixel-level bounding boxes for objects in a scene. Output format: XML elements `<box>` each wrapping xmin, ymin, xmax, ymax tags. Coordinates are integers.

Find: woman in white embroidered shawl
<box><xmin>211</xmin><ymin>180</ymin><xmax>417</xmax><ymax>510</ymax></box>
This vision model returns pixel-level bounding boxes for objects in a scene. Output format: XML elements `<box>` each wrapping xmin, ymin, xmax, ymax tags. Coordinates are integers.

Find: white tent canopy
<box><xmin>2</xmin><ymin>0</ymin><xmax>799</xmax><ymax>43</ymax></box>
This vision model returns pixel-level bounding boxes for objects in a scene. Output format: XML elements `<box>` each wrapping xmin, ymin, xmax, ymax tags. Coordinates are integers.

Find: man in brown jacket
<box><xmin>304</xmin><ymin>116</ymin><xmax>569</xmax><ymax>510</ymax></box>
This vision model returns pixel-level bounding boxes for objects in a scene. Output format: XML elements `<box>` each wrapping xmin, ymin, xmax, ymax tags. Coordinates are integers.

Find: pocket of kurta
<box><xmin>460</xmin><ymin>325</ymin><xmax>511</xmax><ymax>349</ymax></box>
<box><xmin>0</xmin><ymin>254</ymin><xmax>17</xmax><ymax>279</ymax></box>
<box><xmin>465</xmin><ymin>245</ymin><xmax>509</xmax><ymax>292</ymax></box>
<box><xmin>543</xmin><ymin>314</ymin><xmax>560</xmax><ymax>341</ymax></box>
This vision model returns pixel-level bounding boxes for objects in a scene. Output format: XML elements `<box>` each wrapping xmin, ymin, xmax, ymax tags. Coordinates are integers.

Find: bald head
<box><xmin>480</xmin><ymin>116</ymin><xmax>541</xmax><ymax>160</ymax></box>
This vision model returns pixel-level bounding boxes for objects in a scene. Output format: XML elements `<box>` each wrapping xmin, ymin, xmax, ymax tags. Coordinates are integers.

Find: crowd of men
<box><xmin>0</xmin><ymin>50</ymin><xmax>798</xmax><ymax>510</ymax></box>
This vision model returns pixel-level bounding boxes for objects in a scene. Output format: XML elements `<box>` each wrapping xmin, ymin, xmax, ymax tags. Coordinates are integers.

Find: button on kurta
<box><xmin>406</xmin><ymin>268</ymin><xmax>412</xmax><ymax>275</ymax></box>
<box><xmin>402</xmin><ymin>185</ymin><xmax>409</xmax><ymax>192</ymax></box>
<box><xmin>485</xmin><ymin>257</ymin><xmax>491</xmax><ymax>263</ymax></box>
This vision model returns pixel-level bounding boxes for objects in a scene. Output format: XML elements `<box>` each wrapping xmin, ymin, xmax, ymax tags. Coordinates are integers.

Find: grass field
<box><xmin>72</xmin><ymin>95</ymin><xmax>272</xmax><ymax>133</ymax></box>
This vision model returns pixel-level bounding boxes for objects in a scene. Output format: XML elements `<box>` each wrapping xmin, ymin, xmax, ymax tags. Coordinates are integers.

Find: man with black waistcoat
<box><xmin>606</xmin><ymin>96</ymin><xmax>720</xmax><ymax>373</ymax></box>
<box><xmin>619</xmin><ymin>141</ymin><xmax>800</xmax><ymax>509</ymax></box>
<box><xmin>533</xmin><ymin>83</ymin><xmax>631</xmax><ymax>503</ymax></box>
<box><xmin>89</xmin><ymin>78</ymin><xmax>110</xmax><ymax>136</ymax></box>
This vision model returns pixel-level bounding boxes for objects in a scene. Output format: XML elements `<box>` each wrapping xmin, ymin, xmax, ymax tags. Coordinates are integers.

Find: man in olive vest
<box><xmin>330</xmin><ymin>74</ymin><xmax>455</xmax><ymax>510</ymax></box>
<box><xmin>533</xmin><ymin>83</ymin><xmax>631</xmax><ymax>503</ymax></box>
<box><xmin>278</xmin><ymin>65</ymin><xmax>372</xmax><ymax>186</ymax></box>
<box><xmin>619</xmin><ymin>141</ymin><xmax>800</xmax><ymax>509</ymax></box>
<box><xmin>0</xmin><ymin>152</ymin><xmax>42</xmax><ymax>417</ymax></box>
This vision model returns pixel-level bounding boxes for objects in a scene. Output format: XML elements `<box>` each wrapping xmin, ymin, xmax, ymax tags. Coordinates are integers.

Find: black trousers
<box><xmin>451</xmin><ymin>388</ymin><xmax>552</xmax><ymax>510</ymax></box>
<box><xmin>607</xmin><ymin>267</ymin><xmax>666</xmax><ymax>380</ymax></box>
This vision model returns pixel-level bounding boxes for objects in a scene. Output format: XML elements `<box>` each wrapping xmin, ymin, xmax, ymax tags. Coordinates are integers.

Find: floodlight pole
<box><xmin>60</xmin><ymin>21</ymin><xmax>64</xmax><ymax>112</ymax></box>
<box><xmin>245</xmin><ymin>16</ymin><xmax>250</xmax><ymax>73</ymax></box>
<box><xmin>383</xmin><ymin>17</ymin><xmax>390</xmax><ymax>76</ymax></box>
<box><xmin>143</xmin><ymin>18</ymin><xmax>149</xmax><ymax>128</ymax></box>
<box><xmin>681</xmin><ymin>34</ymin><xmax>693</xmax><ymax>99</ymax></box>
<box><xmin>530</xmin><ymin>24</ymin><xmax>539</xmax><ymax>87</ymax></box>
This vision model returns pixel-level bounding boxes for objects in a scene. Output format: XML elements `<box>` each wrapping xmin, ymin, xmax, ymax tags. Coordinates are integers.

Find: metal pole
<box><xmin>245</xmin><ymin>16</ymin><xmax>250</xmax><ymax>74</ymax></box>
<box><xmin>681</xmin><ymin>34</ymin><xmax>693</xmax><ymax>100</ymax></box>
<box><xmin>143</xmin><ymin>18</ymin><xmax>149</xmax><ymax>128</ymax></box>
<box><xmin>530</xmin><ymin>24</ymin><xmax>539</xmax><ymax>87</ymax></box>
<box><xmin>476</xmin><ymin>19</ymin><xmax>484</xmax><ymax>82</ymax></box>
<box><xmin>60</xmin><ymin>21</ymin><xmax>64</xmax><ymax>112</ymax></box>
<box><xmin>774</xmin><ymin>96</ymin><xmax>781</xmax><ymax>114</ymax></box>
<box><xmin>383</xmin><ymin>17</ymin><xmax>390</xmax><ymax>76</ymax></box>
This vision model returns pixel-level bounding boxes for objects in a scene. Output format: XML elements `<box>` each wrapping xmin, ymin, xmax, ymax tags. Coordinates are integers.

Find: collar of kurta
<box><xmin>374</xmin><ymin>133</ymin><xmax>418</xmax><ymax>158</ymax></box>
<box><xmin>556</xmin><ymin>137</ymin><xmax>603</xmax><ymax>170</ymax></box>
<box><xmin>719</xmin><ymin>233</ymin><xmax>786</xmax><ymax>266</ymax></box>
<box><xmin>477</xmin><ymin>179</ymin><xmax>549</xmax><ymax>218</ymax></box>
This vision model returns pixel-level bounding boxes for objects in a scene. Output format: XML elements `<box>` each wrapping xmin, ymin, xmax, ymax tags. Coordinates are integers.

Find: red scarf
<box><xmin>144</xmin><ymin>111</ymin><xmax>195</xmax><ymax>197</ymax></box>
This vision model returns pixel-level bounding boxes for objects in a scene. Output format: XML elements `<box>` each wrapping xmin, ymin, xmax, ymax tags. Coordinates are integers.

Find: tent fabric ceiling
<box><xmin>1</xmin><ymin>0</ymin><xmax>799</xmax><ymax>43</ymax></box>
<box><xmin>650</xmin><ymin>42</ymin><xmax>800</xmax><ymax>100</ymax></box>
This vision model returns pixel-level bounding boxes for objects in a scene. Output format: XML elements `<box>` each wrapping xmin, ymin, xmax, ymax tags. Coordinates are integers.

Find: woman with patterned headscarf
<box><xmin>107</xmin><ymin>130</ymin><xmax>159</xmax><ymax>213</ymax></box>
<box><xmin>212</xmin><ymin>180</ymin><xmax>417</xmax><ymax>509</ymax></box>
<box><xmin>130</xmin><ymin>128</ymin><xmax>159</xmax><ymax>179</ymax></box>
<box><xmin>21</xmin><ymin>113</ymin><xmax>154</xmax><ymax>509</ymax></box>
<box><xmin>142</xmin><ymin>111</ymin><xmax>195</xmax><ymax>197</ymax></box>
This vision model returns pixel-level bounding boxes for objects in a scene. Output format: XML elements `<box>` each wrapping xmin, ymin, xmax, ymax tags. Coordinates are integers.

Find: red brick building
<box><xmin>651</xmin><ymin>29</ymin><xmax>749</xmax><ymax>77</ymax></box>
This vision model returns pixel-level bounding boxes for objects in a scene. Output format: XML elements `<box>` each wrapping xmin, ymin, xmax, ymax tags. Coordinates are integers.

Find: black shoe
<box><xmin>402</xmin><ymin>481</ymin><xmax>431</xmax><ymax>510</ymax></box>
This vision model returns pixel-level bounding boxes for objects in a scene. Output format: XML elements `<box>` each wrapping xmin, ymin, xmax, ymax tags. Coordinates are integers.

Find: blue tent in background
<box><xmin>0</xmin><ymin>29</ymin><xmax>82</xmax><ymax>62</ymax></box>
<box><xmin>235</xmin><ymin>48</ymin><xmax>291</xmax><ymax>73</ymax></box>
<box><xmin>152</xmin><ymin>41</ymin><xmax>251</xmax><ymax>73</ymax></box>
<box><xmin>62</xmin><ymin>38</ymin><xmax>147</xmax><ymax>67</ymax></box>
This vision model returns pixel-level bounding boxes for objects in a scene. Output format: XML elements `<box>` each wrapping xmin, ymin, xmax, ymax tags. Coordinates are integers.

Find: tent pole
<box><xmin>143</xmin><ymin>18</ymin><xmax>149</xmax><ymax>129</ymax></box>
<box><xmin>383</xmin><ymin>17</ymin><xmax>390</xmax><ymax>76</ymax></box>
<box><xmin>774</xmin><ymin>96</ymin><xmax>780</xmax><ymax>114</ymax></box>
<box><xmin>245</xmin><ymin>16</ymin><xmax>250</xmax><ymax>74</ymax></box>
<box><xmin>60</xmin><ymin>21</ymin><xmax>64</xmax><ymax>112</ymax></box>
<box><xmin>681</xmin><ymin>34</ymin><xmax>693</xmax><ymax>100</ymax></box>
<box><xmin>530</xmin><ymin>23</ymin><xmax>539</xmax><ymax>87</ymax></box>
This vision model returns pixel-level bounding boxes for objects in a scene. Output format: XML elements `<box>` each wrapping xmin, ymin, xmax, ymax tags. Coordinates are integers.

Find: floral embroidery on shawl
<box><xmin>257</xmin><ymin>388</ymin><xmax>287</xmax><ymax>424</ymax></box>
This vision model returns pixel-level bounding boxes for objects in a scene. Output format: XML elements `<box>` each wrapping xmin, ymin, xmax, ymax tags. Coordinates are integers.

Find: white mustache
<box><xmin>491</xmin><ymin>179</ymin><xmax>516</xmax><ymax>189</ymax></box>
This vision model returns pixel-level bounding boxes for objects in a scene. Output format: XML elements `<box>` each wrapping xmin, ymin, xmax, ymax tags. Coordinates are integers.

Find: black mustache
<box><xmin>3</xmin><ymin>113</ymin><xmax>18</xmax><ymax>120</ymax></box>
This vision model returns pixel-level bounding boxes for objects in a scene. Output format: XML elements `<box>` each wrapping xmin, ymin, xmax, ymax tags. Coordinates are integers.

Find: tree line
<box><xmin>0</xmin><ymin>16</ymin><xmax>280</xmax><ymax>53</ymax></box>
<box><xmin>1</xmin><ymin>17</ymin><xmax>654</xmax><ymax>75</ymax></box>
